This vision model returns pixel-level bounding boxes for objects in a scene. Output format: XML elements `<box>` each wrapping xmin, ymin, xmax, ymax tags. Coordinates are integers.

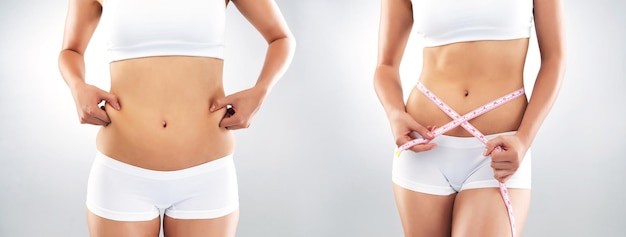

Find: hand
<box><xmin>70</xmin><ymin>83</ymin><xmax>120</xmax><ymax>126</ymax></box>
<box><xmin>483</xmin><ymin>134</ymin><xmax>529</xmax><ymax>183</ymax></box>
<box><xmin>209</xmin><ymin>87</ymin><xmax>267</xmax><ymax>130</ymax></box>
<box><xmin>389</xmin><ymin>111</ymin><xmax>436</xmax><ymax>153</ymax></box>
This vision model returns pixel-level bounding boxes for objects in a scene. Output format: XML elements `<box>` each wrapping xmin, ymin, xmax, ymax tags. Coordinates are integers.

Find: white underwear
<box><xmin>392</xmin><ymin>131</ymin><xmax>531</xmax><ymax>196</ymax></box>
<box><xmin>86</xmin><ymin>151</ymin><xmax>239</xmax><ymax>221</ymax></box>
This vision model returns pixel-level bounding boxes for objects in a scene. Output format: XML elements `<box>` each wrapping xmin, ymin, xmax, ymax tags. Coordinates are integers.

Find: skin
<box><xmin>374</xmin><ymin>0</ymin><xmax>565</xmax><ymax>236</ymax></box>
<box><xmin>59</xmin><ymin>0</ymin><xmax>295</xmax><ymax>236</ymax></box>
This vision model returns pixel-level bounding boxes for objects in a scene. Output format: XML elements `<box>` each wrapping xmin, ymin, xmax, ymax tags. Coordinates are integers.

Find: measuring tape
<box><xmin>396</xmin><ymin>82</ymin><xmax>525</xmax><ymax>237</ymax></box>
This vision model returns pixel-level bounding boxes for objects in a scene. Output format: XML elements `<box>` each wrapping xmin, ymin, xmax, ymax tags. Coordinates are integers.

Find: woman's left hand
<box><xmin>483</xmin><ymin>135</ymin><xmax>530</xmax><ymax>183</ymax></box>
<box><xmin>210</xmin><ymin>87</ymin><xmax>267</xmax><ymax>130</ymax></box>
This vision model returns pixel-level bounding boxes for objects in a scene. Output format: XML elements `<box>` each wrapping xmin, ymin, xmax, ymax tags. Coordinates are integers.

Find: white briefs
<box><xmin>392</xmin><ymin>131</ymin><xmax>531</xmax><ymax>195</ymax></box>
<box><xmin>86</xmin><ymin>151</ymin><xmax>239</xmax><ymax>221</ymax></box>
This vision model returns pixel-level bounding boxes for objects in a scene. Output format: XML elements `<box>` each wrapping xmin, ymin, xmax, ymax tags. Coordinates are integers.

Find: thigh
<box><xmin>452</xmin><ymin>188</ymin><xmax>531</xmax><ymax>237</ymax></box>
<box><xmin>87</xmin><ymin>210</ymin><xmax>161</xmax><ymax>237</ymax></box>
<box><xmin>394</xmin><ymin>184</ymin><xmax>456</xmax><ymax>237</ymax></box>
<box><xmin>163</xmin><ymin>210</ymin><xmax>239</xmax><ymax>237</ymax></box>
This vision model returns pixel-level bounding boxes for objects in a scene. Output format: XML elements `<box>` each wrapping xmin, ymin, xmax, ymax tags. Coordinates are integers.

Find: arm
<box><xmin>374</xmin><ymin>0</ymin><xmax>435</xmax><ymax>152</ymax></box>
<box><xmin>59</xmin><ymin>0</ymin><xmax>120</xmax><ymax>126</ymax></box>
<box><xmin>210</xmin><ymin>0</ymin><xmax>296</xmax><ymax>130</ymax></box>
<box><xmin>485</xmin><ymin>0</ymin><xmax>566</xmax><ymax>182</ymax></box>
<box><xmin>517</xmin><ymin>0</ymin><xmax>567</xmax><ymax>147</ymax></box>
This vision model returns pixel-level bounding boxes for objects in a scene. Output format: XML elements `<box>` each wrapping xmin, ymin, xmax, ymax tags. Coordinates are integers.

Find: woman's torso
<box><xmin>406</xmin><ymin>39</ymin><xmax>529</xmax><ymax>137</ymax></box>
<box><xmin>97</xmin><ymin>56</ymin><xmax>234</xmax><ymax>171</ymax></box>
<box><xmin>407</xmin><ymin>0</ymin><xmax>533</xmax><ymax>137</ymax></box>
<box><xmin>95</xmin><ymin>0</ymin><xmax>231</xmax><ymax>171</ymax></box>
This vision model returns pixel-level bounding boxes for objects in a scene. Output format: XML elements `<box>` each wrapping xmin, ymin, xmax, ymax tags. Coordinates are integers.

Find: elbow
<box><xmin>286</xmin><ymin>34</ymin><xmax>296</xmax><ymax>56</ymax></box>
<box><xmin>58</xmin><ymin>48</ymin><xmax>80</xmax><ymax>63</ymax></box>
<box><xmin>540</xmin><ymin>45</ymin><xmax>567</xmax><ymax>71</ymax></box>
<box><xmin>60</xmin><ymin>47</ymin><xmax>84</xmax><ymax>57</ymax></box>
<box><xmin>58</xmin><ymin>48</ymin><xmax>84</xmax><ymax>63</ymax></box>
<box><xmin>269</xmin><ymin>32</ymin><xmax>296</xmax><ymax>54</ymax></box>
<box><xmin>280</xmin><ymin>34</ymin><xmax>296</xmax><ymax>66</ymax></box>
<box><xmin>373</xmin><ymin>64</ymin><xmax>397</xmax><ymax>86</ymax></box>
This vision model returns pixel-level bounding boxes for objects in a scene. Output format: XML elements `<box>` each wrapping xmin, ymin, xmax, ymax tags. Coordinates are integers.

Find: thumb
<box><xmin>483</xmin><ymin>136</ymin><xmax>504</xmax><ymax>156</ymax></box>
<box><xmin>99</xmin><ymin>89</ymin><xmax>121</xmax><ymax>110</ymax></box>
<box><xmin>210</xmin><ymin>96</ymin><xmax>230</xmax><ymax>112</ymax></box>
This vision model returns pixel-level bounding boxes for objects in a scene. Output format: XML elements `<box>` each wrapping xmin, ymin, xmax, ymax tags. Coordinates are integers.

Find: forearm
<box><xmin>253</xmin><ymin>36</ymin><xmax>295</xmax><ymax>96</ymax></box>
<box><xmin>374</xmin><ymin>64</ymin><xmax>407</xmax><ymax>119</ymax></box>
<box><xmin>58</xmin><ymin>49</ymin><xmax>87</xmax><ymax>92</ymax></box>
<box><xmin>517</xmin><ymin>57</ymin><xmax>566</xmax><ymax>146</ymax></box>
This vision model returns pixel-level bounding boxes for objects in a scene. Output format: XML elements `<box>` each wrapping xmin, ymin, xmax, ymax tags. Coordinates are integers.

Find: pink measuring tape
<box><xmin>396</xmin><ymin>82</ymin><xmax>525</xmax><ymax>237</ymax></box>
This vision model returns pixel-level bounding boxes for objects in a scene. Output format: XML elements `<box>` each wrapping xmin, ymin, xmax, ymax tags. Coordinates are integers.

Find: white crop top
<box><xmin>412</xmin><ymin>0</ymin><xmax>534</xmax><ymax>47</ymax></box>
<box><xmin>102</xmin><ymin>0</ymin><xmax>226</xmax><ymax>62</ymax></box>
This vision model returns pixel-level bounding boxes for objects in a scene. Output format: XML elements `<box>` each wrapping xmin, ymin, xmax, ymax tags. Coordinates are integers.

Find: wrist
<box><xmin>251</xmin><ymin>84</ymin><xmax>270</xmax><ymax>101</ymax></box>
<box><xmin>514</xmin><ymin>131</ymin><xmax>533</xmax><ymax>148</ymax></box>
<box><xmin>254</xmin><ymin>78</ymin><xmax>273</xmax><ymax>92</ymax></box>
<box><xmin>387</xmin><ymin>108</ymin><xmax>407</xmax><ymax>121</ymax></box>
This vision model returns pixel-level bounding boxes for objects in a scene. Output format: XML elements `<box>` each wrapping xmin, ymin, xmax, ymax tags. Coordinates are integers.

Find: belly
<box><xmin>96</xmin><ymin>56</ymin><xmax>234</xmax><ymax>171</ymax></box>
<box><xmin>407</xmin><ymin>39</ymin><xmax>529</xmax><ymax>137</ymax></box>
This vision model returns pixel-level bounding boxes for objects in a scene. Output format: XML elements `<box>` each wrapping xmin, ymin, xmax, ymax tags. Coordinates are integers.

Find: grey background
<box><xmin>1</xmin><ymin>0</ymin><xmax>624</xmax><ymax>236</ymax></box>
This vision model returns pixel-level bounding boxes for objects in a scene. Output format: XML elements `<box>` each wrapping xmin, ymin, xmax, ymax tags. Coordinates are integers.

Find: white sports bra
<box><xmin>412</xmin><ymin>0</ymin><xmax>534</xmax><ymax>47</ymax></box>
<box><xmin>102</xmin><ymin>0</ymin><xmax>226</xmax><ymax>62</ymax></box>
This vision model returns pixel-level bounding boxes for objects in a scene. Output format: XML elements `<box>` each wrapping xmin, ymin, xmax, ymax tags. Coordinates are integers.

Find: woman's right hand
<box><xmin>70</xmin><ymin>83</ymin><xmax>121</xmax><ymax>126</ymax></box>
<box><xmin>389</xmin><ymin>110</ymin><xmax>437</xmax><ymax>153</ymax></box>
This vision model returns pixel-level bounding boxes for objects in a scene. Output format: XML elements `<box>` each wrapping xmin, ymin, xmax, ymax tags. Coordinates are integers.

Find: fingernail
<box><xmin>115</xmin><ymin>103</ymin><xmax>121</xmax><ymax>110</ymax></box>
<box><xmin>210</xmin><ymin>105</ymin><xmax>215</xmax><ymax>112</ymax></box>
<box><xmin>427</xmin><ymin>132</ymin><xmax>434</xmax><ymax>137</ymax></box>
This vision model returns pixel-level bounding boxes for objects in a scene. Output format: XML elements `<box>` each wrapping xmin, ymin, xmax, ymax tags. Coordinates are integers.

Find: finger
<box><xmin>491</xmin><ymin>161</ymin><xmax>514</xmax><ymax>170</ymax></box>
<box><xmin>79</xmin><ymin>104</ymin><xmax>110</xmax><ymax>125</ymax></box>
<box><xmin>88</xmin><ymin>106</ymin><xmax>112</xmax><ymax>125</ymax></box>
<box><xmin>427</xmin><ymin>125</ymin><xmax>437</xmax><ymax>131</ymax></box>
<box><xmin>395</xmin><ymin>134</ymin><xmax>419</xmax><ymax>147</ymax></box>
<box><xmin>225</xmin><ymin>125</ymin><xmax>245</xmax><ymax>130</ymax></box>
<box><xmin>93</xmin><ymin>116</ymin><xmax>111</xmax><ymax>126</ymax></box>
<box><xmin>222</xmin><ymin>123</ymin><xmax>247</xmax><ymax>130</ymax></box>
<box><xmin>99</xmin><ymin>89</ymin><xmax>121</xmax><ymax>110</ymax></box>
<box><xmin>410</xmin><ymin>123</ymin><xmax>435</xmax><ymax>140</ymax></box>
<box><xmin>210</xmin><ymin>96</ymin><xmax>232</xmax><ymax>112</ymax></box>
<box><xmin>490</xmin><ymin>150</ymin><xmax>514</xmax><ymax>163</ymax></box>
<box><xmin>494</xmin><ymin>171</ymin><xmax>513</xmax><ymax>183</ymax></box>
<box><xmin>500</xmin><ymin>174</ymin><xmax>513</xmax><ymax>183</ymax></box>
<box><xmin>409</xmin><ymin>143</ymin><xmax>437</xmax><ymax>153</ymax></box>
<box><xmin>483</xmin><ymin>136</ymin><xmax>504</xmax><ymax>156</ymax></box>
<box><xmin>491</xmin><ymin>150</ymin><xmax>518</xmax><ymax>164</ymax></box>
<box><xmin>81</xmin><ymin>114</ymin><xmax>109</xmax><ymax>126</ymax></box>
<box><xmin>219</xmin><ymin>115</ymin><xmax>248</xmax><ymax>130</ymax></box>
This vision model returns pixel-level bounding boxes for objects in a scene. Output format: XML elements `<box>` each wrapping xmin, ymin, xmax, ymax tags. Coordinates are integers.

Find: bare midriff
<box><xmin>96</xmin><ymin>56</ymin><xmax>234</xmax><ymax>171</ymax></box>
<box><xmin>407</xmin><ymin>39</ymin><xmax>530</xmax><ymax>137</ymax></box>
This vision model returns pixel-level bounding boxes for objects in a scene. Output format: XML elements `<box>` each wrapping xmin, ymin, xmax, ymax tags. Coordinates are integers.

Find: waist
<box><xmin>107</xmin><ymin>56</ymin><xmax>226</xmax><ymax>137</ymax></box>
<box><xmin>407</xmin><ymin>81</ymin><xmax>527</xmax><ymax>137</ymax></box>
<box><xmin>97</xmin><ymin>103</ymin><xmax>234</xmax><ymax>170</ymax></box>
<box><xmin>409</xmin><ymin>40</ymin><xmax>529</xmax><ymax>137</ymax></box>
<box><xmin>97</xmin><ymin>56</ymin><xmax>234</xmax><ymax>170</ymax></box>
